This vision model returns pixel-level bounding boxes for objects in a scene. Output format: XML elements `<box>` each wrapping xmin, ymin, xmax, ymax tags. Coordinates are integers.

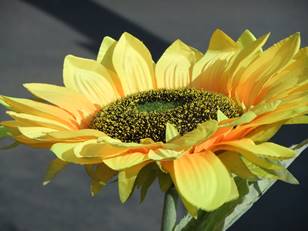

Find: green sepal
<box><xmin>43</xmin><ymin>158</ymin><xmax>68</xmax><ymax>186</ymax></box>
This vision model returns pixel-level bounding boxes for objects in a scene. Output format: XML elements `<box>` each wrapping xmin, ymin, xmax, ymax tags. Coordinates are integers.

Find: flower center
<box><xmin>89</xmin><ymin>88</ymin><xmax>242</xmax><ymax>143</ymax></box>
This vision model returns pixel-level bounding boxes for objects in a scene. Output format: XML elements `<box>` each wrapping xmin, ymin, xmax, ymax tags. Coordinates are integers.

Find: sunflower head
<box><xmin>0</xmin><ymin>29</ymin><xmax>307</xmax><ymax>215</ymax></box>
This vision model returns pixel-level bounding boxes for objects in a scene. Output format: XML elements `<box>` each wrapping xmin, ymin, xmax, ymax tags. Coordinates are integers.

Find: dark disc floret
<box><xmin>89</xmin><ymin>88</ymin><xmax>242</xmax><ymax>143</ymax></box>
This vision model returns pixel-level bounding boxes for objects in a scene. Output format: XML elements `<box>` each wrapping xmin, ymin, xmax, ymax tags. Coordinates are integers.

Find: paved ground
<box><xmin>0</xmin><ymin>0</ymin><xmax>307</xmax><ymax>230</ymax></box>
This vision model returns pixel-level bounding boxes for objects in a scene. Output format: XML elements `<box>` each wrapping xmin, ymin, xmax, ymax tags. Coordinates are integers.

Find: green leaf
<box><xmin>158</xmin><ymin>171</ymin><xmax>173</xmax><ymax>192</ymax></box>
<box><xmin>0</xmin><ymin>126</ymin><xmax>9</xmax><ymax>138</ymax></box>
<box><xmin>135</xmin><ymin>164</ymin><xmax>159</xmax><ymax>202</ymax></box>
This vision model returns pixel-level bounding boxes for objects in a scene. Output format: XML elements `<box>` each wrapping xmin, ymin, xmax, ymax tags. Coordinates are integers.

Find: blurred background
<box><xmin>0</xmin><ymin>0</ymin><xmax>308</xmax><ymax>230</ymax></box>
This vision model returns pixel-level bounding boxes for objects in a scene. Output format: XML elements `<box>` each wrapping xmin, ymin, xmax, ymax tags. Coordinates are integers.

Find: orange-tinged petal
<box><xmin>191</xmin><ymin>30</ymin><xmax>239</xmax><ymax>95</ymax></box>
<box><xmin>164</xmin><ymin>151</ymin><xmax>235</xmax><ymax>211</ymax></box>
<box><xmin>112</xmin><ymin>32</ymin><xmax>155</xmax><ymax>95</ymax></box>
<box><xmin>23</xmin><ymin>83</ymin><xmax>97</xmax><ymax>125</ymax></box>
<box><xmin>155</xmin><ymin>39</ymin><xmax>202</xmax><ymax>89</ymax></box>
<box><xmin>236</xmin><ymin>33</ymin><xmax>300</xmax><ymax>106</ymax></box>
<box><xmin>63</xmin><ymin>55</ymin><xmax>120</xmax><ymax>106</ymax></box>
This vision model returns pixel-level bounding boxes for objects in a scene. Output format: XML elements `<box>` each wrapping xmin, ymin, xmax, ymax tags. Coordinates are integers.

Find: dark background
<box><xmin>0</xmin><ymin>0</ymin><xmax>308</xmax><ymax>230</ymax></box>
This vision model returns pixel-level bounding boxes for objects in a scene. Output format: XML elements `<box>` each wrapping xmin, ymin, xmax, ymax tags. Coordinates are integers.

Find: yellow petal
<box><xmin>118</xmin><ymin>162</ymin><xmax>148</xmax><ymax>203</ymax></box>
<box><xmin>217</xmin><ymin>110</ymin><xmax>229</xmax><ymax>122</ymax></box>
<box><xmin>208</xmin><ymin>29</ymin><xmax>239</xmax><ymax>51</ymax></box>
<box><xmin>23</xmin><ymin>83</ymin><xmax>97</xmax><ymax>124</ymax></box>
<box><xmin>85</xmin><ymin>164</ymin><xmax>117</xmax><ymax>196</ymax></box>
<box><xmin>218</xmin><ymin>151</ymin><xmax>256</xmax><ymax>180</ymax></box>
<box><xmin>236</xmin><ymin>33</ymin><xmax>300</xmax><ymax>106</ymax></box>
<box><xmin>286</xmin><ymin>115</ymin><xmax>308</xmax><ymax>124</ymax></box>
<box><xmin>247</xmin><ymin>123</ymin><xmax>282</xmax><ymax>142</ymax></box>
<box><xmin>229</xmin><ymin>33</ymin><xmax>270</xmax><ymax>97</ymax></box>
<box><xmin>243</xmin><ymin>159</ymin><xmax>299</xmax><ymax>184</ymax></box>
<box><xmin>217</xmin><ymin>139</ymin><xmax>295</xmax><ymax>161</ymax></box>
<box><xmin>63</xmin><ymin>55</ymin><xmax>120</xmax><ymax>106</ymax></box>
<box><xmin>112</xmin><ymin>32</ymin><xmax>155</xmax><ymax>95</ymax></box>
<box><xmin>48</xmin><ymin>129</ymin><xmax>105</xmax><ymax>140</ymax></box>
<box><xmin>166</xmin><ymin>151</ymin><xmax>234</xmax><ymax>211</ymax></box>
<box><xmin>167</xmin><ymin>120</ymin><xmax>218</xmax><ymax>151</ymax></box>
<box><xmin>97</xmin><ymin>36</ymin><xmax>117</xmax><ymax>70</ymax></box>
<box><xmin>190</xmin><ymin>30</ymin><xmax>239</xmax><ymax>94</ymax></box>
<box><xmin>6</xmin><ymin>111</ymin><xmax>72</xmax><ymax>131</ymax></box>
<box><xmin>237</xmin><ymin>30</ymin><xmax>257</xmax><ymax>47</ymax></box>
<box><xmin>165</xmin><ymin>123</ymin><xmax>180</xmax><ymax>142</ymax></box>
<box><xmin>51</xmin><ymin>142</ymin><xmax>101</xmax><ymax>164</ymax></box>
<box><xmin>18</xmin><ymin>127</ymin><xmax>57</xmax><ymax>139</ymax></box>
<box><xmin>148</xmin><ymin>149</ymin><xmax>183</xmax><ymax>161</ymax></box>
<box><xmin>1</xmin><ymin>96</ymin><xmax>78</xmax><ymax>129</ymax></box>
<box><xmin>103</xmin><ymin>152</ymin><xmax>149</xmax><ymax>170</ymax></box>
<box><xmin>155</xmin><ymin>39</ymin><xmax>202</xmax><ymax>89</ymax></box>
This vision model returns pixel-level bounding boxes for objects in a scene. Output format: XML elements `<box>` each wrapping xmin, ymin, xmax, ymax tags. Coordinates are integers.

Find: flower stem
<box><xmin>161</xmin><ymin>186</ymin><xmax>178</xmax><ymax>231</ymax></box>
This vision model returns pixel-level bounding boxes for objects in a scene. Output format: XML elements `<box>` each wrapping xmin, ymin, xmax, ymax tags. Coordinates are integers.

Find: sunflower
<box><xmin>1</xmin><ymin>29</ymin><xmax>307</xmax><ymax>215</ymax></box>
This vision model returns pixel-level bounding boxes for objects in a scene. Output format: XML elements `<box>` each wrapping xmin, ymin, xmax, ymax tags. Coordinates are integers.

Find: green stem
<box><xmin>161</xmin><ymin>187</ymin><xmax>178</xmax><ymax>231</ymax></box>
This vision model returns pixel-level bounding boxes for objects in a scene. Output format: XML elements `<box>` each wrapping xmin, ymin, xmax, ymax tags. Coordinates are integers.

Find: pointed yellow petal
<box><xmin>48</xmin><ymin>129</ymin><xmax>105</xmax><ymax>140</ymax></box>
<box><xmin>286</xmin><ymin>115</ymin><xmax>308</xmax><ymax>124</ymax></box>
<box><xmin>112</xmin><ymin>32</ymin><xmax>155</xmax><ymax>95</ymax></box>
<box><xmin>217</xmin><ymin>110</ymin><xmax>229</xmax><ymax>122</ymax></box>
<box><xmin>103</xmin><ymin>152</ymin><xmax>149</xmax><ymax>170</ymax></box>
<box><xmin>148</xmin><ymin>149</ymin><xmax>183</xmax><ymax>161</ymax></box>
<box><xmin>85</xmin><ymin>164</ymin><xmax>117</xmax><ymax>196</ymax></box>
<box><xmin>237</xmin><ymin>30</ymin><xmax>257</xmax><ymax>47</ymax></box>
<box><xmin>18</xmin><ymin>127</ymin><xmax>57</xmax><ymax>139</ymax></box>
<box><xmin>165</xmin><ymin>122</ymin><xmax>180</xmax><ymax>142</ymax></box>
<box><xmin>156</xmin><ymin>39</ymin><xmax>202</xmax><ymax>89</ymax></box>
<box><xmin>236</xmin><ymin>33</ymin><xmax>300</xmax><ymax>106</ymax></box>
<box><xmin>218</xmin><ymin>151</ymin><xmax>256</xmax><ymax>180</ymax></box>
<box><xmin>63</xmin><ymin>55</ymin><xmax>120</xmax><ymax>106</ymax></box>
<box><xmin>118</xmin><ymin>162</ymin><xmax>148</xmax><ymax>203</ymax></box>
<box><xmin>208</xmin><ymin>29</ymin><xmax>239</xmax><ymax>51</ymax></box>
<box><xmin>167</xmin><ymin>120</ymin><xmax>218</xmax><ymax>151</ymax></box>
<box><xmin>97</xmin><ymin>36</ymin><xmax>117</xmax><ymax>70</ymax></box>
<box><xmin>166</xmin><ymin>151</ymin><xmax>234</xmax><ymax>211</ymax></box>
<box><xmin>247</xmin><ymin>123</ymin><xmax>282</xmax><ymax>142</ymax></box>
<box><xmin>215</xmin><ymin>139</ymin><xmax>283</xmax><ymax>170</ymax></box>
<box><xmin>1</xmin><ymin>96</ymin><xmax>78</xmax><ymax>129</ymax></box>
<box><xmin>23</xmin><ymin>83</ymin><xmax>97</xmax><ymax>124</ymax></box>
<box><xmin>51</xmin><ymin>142</ymin><xmax>101</xmax><ymax>164</ymax></box>
<box><xmin>243</xmin><ymin>159</ymin><xmax>299</xmax><ymax>184</ymax></box>
<box><xmin>190</xmin><ymin>30</ymin><xmax>239</xmax><ymax>94</ymax></box>
<box><xmin>6</xmin><ymin>111</ymin><xmax>72</xmax><ymax>131</ymax></box>
<box><xmin>217</xmin><ymin>139</ymin><xmax>295</xmax><ymax>161</ymax></box>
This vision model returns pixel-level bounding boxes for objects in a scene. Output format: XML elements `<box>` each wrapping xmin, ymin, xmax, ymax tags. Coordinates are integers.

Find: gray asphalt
<box><xmin>0</xmin><ymin>0</ymin><xmax>307</xmax><ymax>231</ymax></box>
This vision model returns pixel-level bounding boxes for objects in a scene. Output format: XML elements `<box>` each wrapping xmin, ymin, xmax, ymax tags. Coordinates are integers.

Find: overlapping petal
<box><xmin>0</xmin><ymin>30</ymin><xmax>307</xmax><ymax>216</ymax></box>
